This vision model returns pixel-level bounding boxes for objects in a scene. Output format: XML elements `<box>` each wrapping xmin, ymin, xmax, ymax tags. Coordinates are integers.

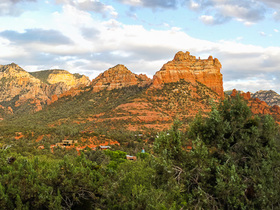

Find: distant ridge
<box><xmin>30</xmin><ymin>69</ymin><xmax>90</xmax><ymax>87</ymax></box>
<box><xmin>0</xmin><ymin>63</ymin><xmax>90</xmax><ymax>114</ymax></box>
<box><xmin>252</xmin><ymin>90</ymin><xmax>280</xmax><ymax>107</ymax></box>
<box><xmin>1</xmin><ymin>51</ymin><xmax>279</xmax><ymax>127</ymax></box>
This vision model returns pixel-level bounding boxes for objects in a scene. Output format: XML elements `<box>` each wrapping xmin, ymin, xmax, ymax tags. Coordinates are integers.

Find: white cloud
<box><xmin>274</xmin><ymin>29</ymin><xmax>279</xmax><ymax>32</ymax></box>
<box><xmin>118</xmin><ymin>0</ymin><xmax>142</xmax><ymax>7</ymax></box>
<box><xmin>116</xmin><ymin>0</ymin><xmax>177</xmax><ymax>8</ymax></box>
<box><xmin>190</xmin><ymin>0</ymin><xmax>200</xmax><ymax>10</ymax></box>
<box><xmin>199</xmin><ymin>15</ymin><xmax>215</xmax><ymax>25</ymax></box>
<box><xmin>55</xmin><ymin>0</ymin><xmax>118</xmax><ymax>18</ymax></box>
<box><xmin>259</xmin><ymin>31</ymin><xmax>267</xmax><ymax>36</ymax></box>
<box><xmin>224</xmin><ymin>78</ymin><xmax>277</xmax><ymax>93</ymax></box>
<box><xmin>273</xmin><ymin>11</ymin><xmax>280</xmax><ymax>20</ymax></box>
<box><xmin>190</xmin><ymin>0</ymin><xmax>267</xmax><ymax>25</ymax></box>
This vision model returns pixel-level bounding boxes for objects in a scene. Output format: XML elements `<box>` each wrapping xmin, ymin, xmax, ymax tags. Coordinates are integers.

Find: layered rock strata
<box><xmin>91</xmin><ymin>64</ymin><xmax>151</xmax><ymax>92</ymax></box>
<box><xmin>152</xmin><ymin>51</ymin><xmax>224</xmax><ymax>98</ymax></box>
<box><xmin>31</xmin><ymin>69</ymin><xmax>90</xmax><ymax>88</ymax></box>
<box><xmin>0</xmin><ymin>63</ymin><xmax>90</xmax><ymax>111</ymax></box>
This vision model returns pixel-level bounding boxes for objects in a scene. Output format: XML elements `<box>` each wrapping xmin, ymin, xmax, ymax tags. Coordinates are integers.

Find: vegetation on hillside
<box><xmin>0</xmin><ymin>96</ymin><xmax>279</xmax><ymax>209</ymax></box>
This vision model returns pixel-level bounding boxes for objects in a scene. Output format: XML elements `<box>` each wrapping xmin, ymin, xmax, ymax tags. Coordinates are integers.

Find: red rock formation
<box><xmin>30</xmin><ymin>99</ymin><xmax>43</xmax><ymax>112</ymax></box>
<box><xmin>231</xmin><ymin>89</ymin><xmax>238</xmax><ymax>97</ymax></box>
<box><xmin>272</xmin><ymin>105</ymin><xmax>280</xmax><ymax>114</ymax></box>
<box><xmin>91</xmin><ymin>64</ymin><xmax>151</xmax><ymax>92</ymax></box>
<box><xmin>231</xmin><ymin>89</ymin><xmax>280</xmax><ymax>121</ymax></box>
<box><xmin>0</xmin><ymin>105</ymin><xmax>13</xmax><ymax>116</ymax></box>
<box><xmin>7</xmin><ymin>106</ymin><xmax>13</xmax><ymax>114</ymax></box>
<box><xmin>231</xmin><ymin>90</ymin><xmax>251</xmax><ymax>100</ymax></box>
<box><xmin>47</xmin><ymin>94</ymin><xmax>58</xmax><ymax>105</ymax></box>
<box><xmin>152</xmin><ymin>51</ymin><xmax>224</xmax><ymax>98</ymax></box>
<box><xmin>0</xmin><ymin>63</ymin><xmax>90</xmax><ymax>114</ymax></box>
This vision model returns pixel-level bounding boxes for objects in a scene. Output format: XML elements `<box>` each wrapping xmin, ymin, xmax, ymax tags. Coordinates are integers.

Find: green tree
<box><xmin>185</xmin><ymin>95</ymin><xmax>280</xmax><ymax>209</ymax></box>
<box><xmin>153</xmin><ymin>119</ymin><xmax>184</xmax><ymax>163</ymax></box>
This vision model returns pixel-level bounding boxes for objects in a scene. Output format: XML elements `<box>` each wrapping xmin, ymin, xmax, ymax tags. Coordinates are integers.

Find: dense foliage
<box><xmin>1</xmin><ymin>96</ymin><xmax>280</xmax><ymax>209</ymax></box>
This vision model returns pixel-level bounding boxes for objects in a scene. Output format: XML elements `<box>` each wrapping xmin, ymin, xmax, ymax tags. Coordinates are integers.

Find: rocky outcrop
<box><xmin>30</xmin><ymin>69</ymin><xmax>90</xmax><ymax>88</ymax></box>
<box><xmin>152</xmin><ymin>51</ymin><xmax>224</xmax><ymax>98</ymax></box>
<box><xmin>91</xmin><ymin>64</ymin><xmax>151</xmax><ymax>92</ymax></box>
<box><xmin>231</xmin><ymin>89</ymin><xmax>280</xmax><ymax>119</ymax></box>
<box><xmin>47</xmin><ymin>95</ymin><xmax>58</xmax><ymax>105</ymax></box>
<box><xmin>251</xmin><ymin>90</ymin><xmax>280</xmax><ymax>107</ymax></box>
<box><xmin>230</xmin><ymin>89</ymin><xmax>251</xmax><ymax>101</ymax></box>
<box><xmin>0</xmin><ymin>63</ymin><xmax>90</xmax><ymax>113</ymax></box>
<box><xmin>0</xmin><ymin>105</ymin><xmax>13</xmax><ymax>119</ymax></box>
<box><xmin>0</xmin><ymin>63</ymin><xmax>43</xmax><ymax>103</ymax></box>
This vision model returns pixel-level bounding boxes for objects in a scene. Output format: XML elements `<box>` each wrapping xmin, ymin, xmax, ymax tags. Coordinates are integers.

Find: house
<box><xmin>186</xmin><ymin>145</ymin><xmax>192</xmax><ymax>152</ymax></box>
<box><xmin>126</xmin><ymin>155</ymin><xmax>137</xmax><ymax>161</ymax></box>
<box><xmin>56</xmin><ymin>140</ymin><xmax>78</xmax><ymax>147</ymax></box>
<box><xmin>99</xmin><ymin>145</ymin><xmax>111</xmax><ymax>150</ymax></box>
<box><xmin>62</xmin><ymin>140</ymin><xmax>77</xmax><ymax>146</ymax></box>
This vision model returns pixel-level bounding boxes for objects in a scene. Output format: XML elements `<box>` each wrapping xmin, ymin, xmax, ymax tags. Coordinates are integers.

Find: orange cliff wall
<box><xmin>152</xmin><ymin>51</ymin><xmax>224</xmax><ymax>98</ymax></box>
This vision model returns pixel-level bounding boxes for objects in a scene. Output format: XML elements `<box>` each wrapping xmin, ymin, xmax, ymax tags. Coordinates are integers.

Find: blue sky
<box><xmin>0</xmin><ymin>0</ymin><xmax>280</xmax><ymax>93</ymax></box>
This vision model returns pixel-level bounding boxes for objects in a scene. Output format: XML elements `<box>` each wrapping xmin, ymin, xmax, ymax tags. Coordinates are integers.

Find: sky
<box><xmin>0</xmin><ymin>0</ymin><xmax>280</xmax><ymax>93</ymax></box>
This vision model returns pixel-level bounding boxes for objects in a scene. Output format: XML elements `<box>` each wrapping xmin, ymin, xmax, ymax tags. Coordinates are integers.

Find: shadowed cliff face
<box><xmin>91</xmin><ymin>64</ymin><xmax>151</xmax><ymax>92</ymax></box>
<box><xmin>152</xmin><ymin>51</ymin><xmax>224</xmax><ymax>98</ymax></box>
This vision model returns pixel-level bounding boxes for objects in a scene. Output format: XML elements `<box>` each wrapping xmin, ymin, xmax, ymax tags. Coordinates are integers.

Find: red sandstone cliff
<box><xmin>152</xmin><ymin>51</ymin><xmax>224</xmax><ymax>98</ymax></box>
<box><xmin>91</xmin><ymin>64</ymin><xmax>151</xmax><ymax>92</ymax></box>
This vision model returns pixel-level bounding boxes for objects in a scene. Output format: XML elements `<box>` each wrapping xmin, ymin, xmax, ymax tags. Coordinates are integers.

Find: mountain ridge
<box><xmin>1</xmin><ymin>51</ymin><xmax>280</xmax><ymax>128</ymax></box>
<box><xmin>91</xmin><ymin>64</ymin><xmax>151</xmax><ymax>92</ymax></box>
<box><xmin>251</xmin><ymin>90</ymin><xmax>280</xmax><ymax>107</ymax></box>
<box><xmin>1</xmin><ymin>51</ymin><xmax>280</xmax><ymax>154</ymax></box>
<box><xmin>0</xmin><ymin>63</ymin><xmax>90</xmax><ymax>114</ymax></box>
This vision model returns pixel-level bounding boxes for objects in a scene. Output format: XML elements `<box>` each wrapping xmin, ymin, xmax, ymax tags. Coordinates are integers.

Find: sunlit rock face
<box><xmin>152</xmin><ymin>51</ymin><xmax>224</xmax><ymax>98</ymax></box>
<box><xmin>0</xmin><ymin>63</ymin><xmax>90</xmax><ymax>112</ymax></box>
<box><xmin>91</xmin><ymin>64</ymin><xmax>151</xmax><ymax>92</ymax></box>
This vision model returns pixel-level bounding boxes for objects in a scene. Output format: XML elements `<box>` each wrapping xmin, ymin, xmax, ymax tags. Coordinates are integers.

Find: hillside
<box><xmin>1</xmin><ymin>51</ymin><xmax>280</xmax><ymax>150</ymax></box>
<box><xmin>0</xmin><ymin>51</ymin><xmax>224</xmax><ymax>149</ymax></box>
<box><xmin>43</xmin><ymin>51</ymin><xmax>224</xmax><ymax>132</ymax></box>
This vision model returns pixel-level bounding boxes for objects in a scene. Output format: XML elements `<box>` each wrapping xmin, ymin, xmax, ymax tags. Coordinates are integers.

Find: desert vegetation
<box><xmin>1</xmin><ymin>96</ymin><xmax>280</xmax><ymax>209</ymax></box>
